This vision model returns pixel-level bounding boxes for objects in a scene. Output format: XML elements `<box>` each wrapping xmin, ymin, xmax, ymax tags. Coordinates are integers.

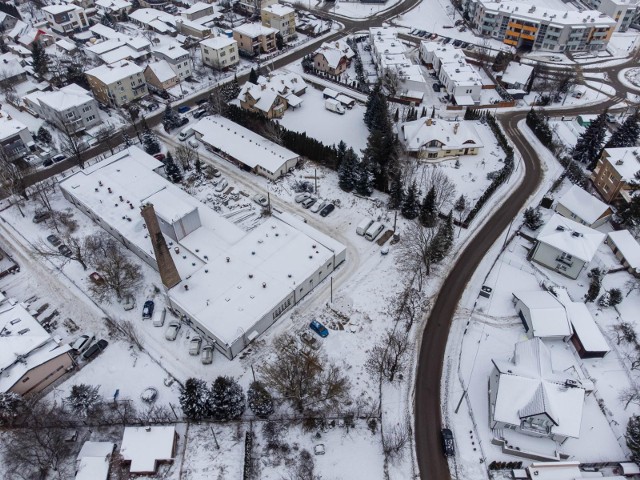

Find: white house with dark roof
<box><xmin>555</xmin><ymin>184</ymin><xmax>612</xmax><ymax>228</ymax></box>
<box><xmin>489</xmin><ymin>338</ymin><xmax>586</xmax><ymax>443</ymax></box>
<box><xmin>531</xmin><ymin>213</ymin><xmax>606</xmax><ymax>279</ymax></box>
<box><xmin>401</xmin><ymin>118</ymin><xmax>482</xmax><ymax>160</ymax></box>
<box><xmin>512</xmin><ymin>291</ymin><xmax>572</xmax><ymax>340</ymax></box>
<box><xmin>607</xmin><ymin>229</ymin><xmax>640</xmax><ymax>277</ymax></box>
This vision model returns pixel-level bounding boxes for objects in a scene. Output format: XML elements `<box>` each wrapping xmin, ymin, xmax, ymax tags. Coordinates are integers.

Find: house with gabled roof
<box><xmin>531</xmin><ymin>213</ymin><xmax>606</xmax><ymax>279</ymax></box>
<box><xmin>75</xmin><ymin>441</ymin><xmax>115</xmax><ymax>480</ymax></box>
<box><xmin>489</xmin><ymin>338</ymin><xmax>586</xmax><ymax>443</ymax></box>
<box><xmin>400</xmin><ymin>118</ymin><xmax>482</xmax><ymax>160</ymax></box>
<box><xmin>313</xmin><ymin>40</ymin><xmax>354</xmax><ymax>77</ymax></box>
<box><xmin>512</xmin><ymin>291</ymin><xmax>572</xmax><ymax>340</ymax></box>
<box><xmin>237</xmin><ymin>72</ymin><xmax>306</xmax><ymax>119</ymax></box>
<box><xmin>555</xmin><ymin>184</ymin><xmax>612</xmax><ymax>228</ymax></box>
<box><xmin>144</xmin><ymin>60</ymin><xmax>179</xmax><ymax>92</ymax></box>
<box><xmin>607</xmin><ymin>229</ymin><xmax>640</xmax><ymax>277</ymax></box>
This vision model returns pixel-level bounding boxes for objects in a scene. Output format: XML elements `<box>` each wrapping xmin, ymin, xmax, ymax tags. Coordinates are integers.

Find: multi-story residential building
<box><xmin>42</xmin><ymin>4</ymin><xmax>89</xmax><ymax>35</ymax></box>
<box><xmin>200</xmin><ymin>36</ymin><xmax>239</xmax><ymax>70</ymax></box>
<box><xmin>261</xmin><ymin>4</ymin><xmax>295</xmax><ymax>40</ymax></box>
<box><xmin>420</xmin><ymin>41</ymin><xmax>482</xmax><ymax>105</ymax></box>
<box><xmin>464</xmin><ymin>0</ymin><xmax>617</xmax><ymax>52</ymax></box>
<box><xmin>0</xmin><ymin>113</ymin><xmax>33</xmax><ymax>161</ymax></box>
<box><xmin>174</xmin><ymin>18</ymin><xmax>212</xmax><ymax>39</ymax></box>
<box><xmin>237</xmin><ymin>0</ymin><xmax>276</xmax><ymax>15</ymax></box>
<box><xmin>582</xmin><ymin>0</ymin><xmax>638</xmax><ymax>31</ymax></box>
<box><xmin>152</xmin><ymin>44</ymin><xmax>193</xmax><ymax>81</ymax></box>
<box><xmin>144</xmin><ymin>60</ymin><xmax>180</xmax><ymax>92</ymax></box>
<box><xmin>85</xmin><ymin>60</ymin><xmax>148</xmax><ymax>107</ymax></box>
<box><xmin>23</xmin><ymin>84</ymin><xmax>100</xmax><ymax>134</ymax></box>
<box><xmin>591</xmin><ymin>147</ymin><xmax>640</xmax><ymax>203</ymax></box>
<box><xmin>233</xmin><ymin>23</ymin><xmax>278</xmax><ymax>56</ymax></box>
<box><xmin>95</xmin><ymin>0</ymin><xmax>133</xmax><ymax>19</ymax></box>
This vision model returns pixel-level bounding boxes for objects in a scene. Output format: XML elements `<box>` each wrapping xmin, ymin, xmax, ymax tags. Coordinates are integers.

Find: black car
<box><xmin>442</xmin><ymin>38</ymin><xmax>451</xmax><ymax>44</ymax></box>
<box><xmin>43</xmin><ymin>158</ymin><xmax>53</xmax><ymax>167</ymax></box>
<box><xmin>58</xmin><ymin>244</ymin><xmax>73</xmax><ymax>257</ymax></box>
<box><xmin>432</xmin><ymin>83</ymin><xmax>441</xmax><ymax>92</ymax></box>
<box><xmin>441</xmin><ymin>428</ymin><xmax>455</xmax><ymax>457</ymax></box>
<box><xmin>47</xmin><ymin>234</ymin><xmax>61</xmax><ymax>247</ymax></box>
<box><xmin>319</xmin><ymin>204</ymin><xmax>335</xmax><ymax>217</ymax></box>
<box><xmin>83</xmin><ymin>339</ymin><xmax>108</xmax><ymax>360</ymax></box>
<box><xmin>452</xmin><ymin>39</ymin><xmax>462</xmax><ymax>47</ymax></box>
<box><xmin>196</xmin><ymin>98</ymin><xmax>209</xmax><ymax>106</ymax></box>
<box><xmin>142</xmin><ymin>300</ymin><xmax>155</xmax><ymax>319</ymax></box>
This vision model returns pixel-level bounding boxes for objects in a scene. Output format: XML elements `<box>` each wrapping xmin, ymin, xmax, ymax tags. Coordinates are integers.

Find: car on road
<box><xmin>201</xmin><ymin>345</ymin><xmax>213</xmax><ymax>364</ymax></box>
<box><xmin>294</xmin><ymin>192</ymin><xmax>311</xmax><ymax>203</ymax></box>
<box><xmin>188</xmin><ymin>138</ymin><xmax>199</xmax><ymax>149</ymax></box>
<box><xmin>83</xmin><ymin>339</ymin><xmax>108</xmax><ymax>360</ymax></box>
<box><xmin>177</xmin><ymin>105</ymin><xmax>191</xmax><ymax>114</ymax></box>
<box><xmin>165</xmin><ymin>321</ymin><xmax>181</xmax><ymax>341</ymax></box>
<box><xmin>189</xmin><ymin>336</ymin><xmax>202</xmax><ymax>355</ymax></box>
<box><xmin>441</xmin><ymin>428</ymin><xmax>455</xmax><ymax>456</ymax></box>
<box><xmin>253</xmin><ymin>193</ymin><xmax>268</xmax><ymax>207</ymax></box>
<box><xmin>320</xmin><ymin>204</ymin><xmax>335</xmax><ymax>217</ymax></box>
<box><xmin>58</xmin><ymin>244</ymin><xmax>73</xmax><ymax>257</ymax></box>
<box><xmin>52</xmin><ymin>154</ymin><xmax>67</xmax><ymax>163</ymax></box>
<box><xmin>310</xmin><ymin>319</ymin><xmax>329</xmax><ymax>338</ymax></box>
<box><xmin>153</xmin><ymin>153</ymin><xmax>166</xmax><ymax>161</ymax></box>
<box><xmin>142</xmin><ymin>300</ymin><xmax>154</xmax><ymax>319</ymax></box>
<box><xmin>310</xmin><ymin>200</ymin><xmax>326</xmax><ymax>213</ymax></box>
<box><xmin>301</xmin><ymin>197</ymin><xmax>316</xmax><ymax>209</ymax></box>
<box><xmin>43</xmin><ymin>158</ymin><xmax>54</xmax><ymax>167</ymax></box>
<box><xmin>214</xmin><ymin>178</ymin><xmax>228</xmax><ymax>193</ymax></box>
<box><xmin>47</xmin><ymin>234</ymin><xmax>61</xmax><ymax>247</ymax></box>
<box><xmin>196</xmin><ymin>98</ymin><xmax>209</xmax><ymax>106</ymax></box>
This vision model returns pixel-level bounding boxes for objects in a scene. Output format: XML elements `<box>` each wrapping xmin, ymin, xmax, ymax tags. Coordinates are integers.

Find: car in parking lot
<box><xmin>165</xmin><ymin>321</ymin><xmax>181</xmax><ymax>341</ymax></box>
<box><xmin>201</xmin><ymin>345</ymin><xmax>213</xmax><ymax>364</ymax></box>
<box><xmin>441</xmin><ymin>428</ymin><xmax>455</xmax><ymax>456</ymax></box>
<box><xmin>310</xmin><ymin>200</ymin><xmax>326</xmax><ymax>213</ymax></box>
<box><xmin>253</xmin><ymin>193</ymin><xmax>268</xmax><ymax>207</ymax></box>
<box><xmin>452</xmin><ymin>39</ymin><xmax>462</xmax><ymax>47</ymax></box>
<box><xmin>606</xmin><ymin>113</ymin><xmax>618</xmax><ymax>123</ymax></box>
<box><xmin>193</xmin><ymin>108</ymin><xmax>207</xmax><ymax>119</ymax></box>
<box><xmin>319</xmin><ymin>204</ymin><xmax>335</xmax><ymax>217</ymax></box>
<box><xmin>82</xmin><ymin>339</ymin><xmax>108</xmax><ymax>360</ymax></box>
<box><xmin>310</xmin><ymin>319</ymin><xmax>329</xmax><ymax>338</ymax></box>
<box><xmin>58</xmin><ymin>244</ymin><xmax>73</xmax><ymax>257</ymax></box>
<box><xmin>177</xmin><ymin>105</ymin><xmax>191</xmax><ymax>114</ymax></box>
<box><xmin>188</xmin><ymin>138</ymin><xmax>199</xmax><ymax>149</ymax></box>
<box><xmin>442</xmin><ymin>37</ymin><xmax>451</xmax><ymax>44</ymax></box>
<box><xmin>33</xmin><ymin>210</ymin><xmax>51</xmax><ymax>223</ymax></box>
<box><xmin>460</xmin><ymin>42</ymin><xmax>468</xmax><ymax>48</ymax></box>
<box><xmin>43</xmin><ymin>158</ymin><xmax>54</xmax><ymax>167</ymax></box>
<box><xmin>214</xmin><ymin>178</ymin><xmax>228</xmax><ymax>192</ymax></box>
<box><xmin>294</xmin><ymin>192</ymin><xmax>311</xmax><ymax>203</ymax></box>
<box><xmin>432</xmin><ymin>83</ymin><xmax>441</xmax><ymax>92</ymax></box>
<box><xmin>47</xmin><ymin>234</ymin><xmax>61</xmax><ymax>247</ymax></box>
<box><xmin>212</xmin><ymin>168</ymin><xmax>221</xmax><ymax>177</ymax></box>
<box><xmin>189</xmin><ymin>336</ymin><xmax>202</xmax><ymax>355</ymax></box>
<box><xmin>142</xmin><ymin>300</ymin><xmax>154</xmax><ymax>319</ymax></box>
<box><xmin>52</xmin><ymin>154</ymin><xmax>67</xmax><ymax>163</ymax></box>
<box><xmin>147</xmin><ymin>102</ymin><xmax>159</xmax><ymax>111</ymax></box>
<box><xmin>123</xmin><ymin>294</ymin><xmax>135</xmax><ymax>311</ymax></box>
<box><xmin>70</xmin><ymin>334</ymin><xmax>95</xmax><ymax>354</ymax></box>
<box><xmin>301</xmin><ymin>197</ymin><xmax>316</xmax><ymax>209</ymax></box>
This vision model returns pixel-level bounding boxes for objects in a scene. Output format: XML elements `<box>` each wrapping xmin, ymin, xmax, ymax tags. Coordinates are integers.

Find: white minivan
<box><xmin>364</xmin><ymin>222</ymin><xmax>384</xmax><ymax>241</ymax></box>
<box><xmin>356</xmin><ymin>218</ymin><xmax>374</xmax><ymax>236</ymax></box>
<box><xmin>178</xmin><ymin>127</ymin><xmax>195</xmax><ymax>141</ymax></box>
<box><xmin>152</xmin><ymin>308</ymin><xmax>166</xmax><ymax>327</ymax></box>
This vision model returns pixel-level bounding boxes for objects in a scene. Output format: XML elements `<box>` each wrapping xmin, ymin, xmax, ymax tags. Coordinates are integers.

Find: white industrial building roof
<box><xmin>85</xmin><ymin>60</ymin><xmax>143</xmax><ymax>84</ymax></box>
<box><xmin>512</xmin><ymin>291</ymin><xmax>572</xmax><ymax>338</ymax></box>
<box><xmin>536</xmin><ymin>214</ymin><xmax>606</xmax><ymax>263</ymax></box>
<box><xmin>556</xmin><ymin>185</ymin><xmax>610</xmax><ymax>226</ymax></box>
<box><xmin>608</xmin><ymin>229</ymin><xmax>640</xmax><ymax>271</ymax></box>
<box><xmin>120</xmin><ymin>426</ymin><xmax>175</xmax><ymax>473</ymax></box>
<box><xmin>492</xmin><ymin>338</ymin><xmax>585</xmax><ymax>439</ymax></box>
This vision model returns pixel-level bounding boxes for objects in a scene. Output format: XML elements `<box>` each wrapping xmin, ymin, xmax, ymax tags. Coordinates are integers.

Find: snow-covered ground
<box><xmin>329</xmin><ymin>0</ymin><xmax>403</xmax><ymax>19</ymax></box>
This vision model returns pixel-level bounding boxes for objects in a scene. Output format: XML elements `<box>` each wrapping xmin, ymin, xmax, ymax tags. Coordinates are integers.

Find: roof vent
<box><xmin>616</xmin><ymin>159</ymin><xmax>624</xmax><ymax>165</ymax></box>
<box><xmin>262</xmin><ymin>282</ymin><xmax>266</xmax><ymax>288</ymax></box>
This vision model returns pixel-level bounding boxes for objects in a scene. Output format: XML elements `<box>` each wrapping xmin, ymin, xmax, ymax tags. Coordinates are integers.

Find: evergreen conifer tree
<box><xmin>338</xmin><ymin>147</ymin><xmax>358</xmax><ymax>192</ymax></box>
<box><xmin>419</xmin><ymin>186</ymin><xmax>438</xmax><ymax>227</ymax></box>
<box><xmin>627</xmin><ymin>415</ymin><xmax>640</xmax><ymax>462</ymax></box>
<box><xmin>401</xmin><ymin>181</ymin><xmax>419</xmax><ymax>219</ymax></box>
<box><xmin>31</xmin><ymin>41</ymin><xmax>49</xmax><ymax>77</ymax></box>
<box><xmin>454</xmin><ymin>194</ymin><xmax>466</xmax><ymax>212</ymax></box>
<box><xmin>364</xmin><ymin>82</ymin><xmax>382</xmax><ymax>131</ymax></box>
<box><xmin>394</xmin><ymin>108</ymin><xmax>399</xmax><ymax>122</ymax></box>
<box><xmin>387</xmin><ymin>172</ymin><xmax>404</xmax><ymax>209</ymax></box>
<box><xmin>179</xmin><ymin>378</ymin><xmax>211</xmax><ymax>420</ymax></box>
<box><xmin>335</xmin><ymin>140</ymin><xmax>347</xmax><ymax>169</ymax></box>
<box><xmin>354</xmin><ymin>161</ymin><xmax>374</xmax><ymax>196</ymax></box>
<box><xmin>210</xmin><ymin>376</ymin><xmax>245</xmax><ymax>421</ymax></box>
<box><xmin>431</xmin><ymin>211</ymin><xmax>454</xmax><ymax>262</ymax></box>
<box><xmin>523</xmin><ymin>207</ymin><xmax>543</xmax><ymax>230</ymax></box>
<box><xmin>249</xmin><ymin>68</ymin><xmax>259</xmax><ymax>84</ymax></box>
<box><xmin>605</xmin><ymin>112</ymin><xmax>640</xmax><ymax>150</ymax></box>
<box><xmin>162</xmin><ymin>105</ymin><xmax>182</xmax><ymax>131</ymax></box>
<box><xmin>572</xmin><ymin>111</ymin><xmax>607</xmax><ymax>167</ymax></box>
<box><xmin>585</xmin><ymin>267</ymin><xmax>603</xmax><ymax>302</ymax></box>
<box><xmin>421</xmin><ymin>106</ymin><xmax>427</xmax><ymax>118</ymax></box>
<box><xmin>142</xmin><ymin>128</ymin><xmax>160</xmax><ymax>155</ymax></box>
<box><xmin>36</xmin><ymin>126</ymin><xmax>52</xmax><ymax>145</ymax></box>
<box><xmin>247</xmin><ymin>381</ymin><xmax>274</xmax><ymax>418</ymax></box>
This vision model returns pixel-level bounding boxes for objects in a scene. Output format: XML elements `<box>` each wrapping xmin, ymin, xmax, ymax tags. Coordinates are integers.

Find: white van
<box><xmin>356</xmin><ymin>218</ymin><xmax>374</xmax><ymax>236</ymax></box>
<box><xmin>178</xmin><ymin>127</ymin><xmax>195</xmax><ymax>141</ymax></box>
<box><xmin>364</xmin><ymin>222</ymin><xmax>384</xmax><ymax>241</ymax></box>
<box><xmin>152</xmin><ymin>308</ymin><xmax>166</xmax><ymax>327</ymax></box>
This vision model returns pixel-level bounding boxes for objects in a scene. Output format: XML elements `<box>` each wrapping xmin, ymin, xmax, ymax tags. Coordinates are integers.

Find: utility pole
<box><xmin>314</xmin><ymin>168</ymin><xmax>317</xmax><ymax>195</ymax></box>
<box><xmin>210</xmin><ymin>426</ymin><xmax>220</xmax><ymax>449</ymax></box>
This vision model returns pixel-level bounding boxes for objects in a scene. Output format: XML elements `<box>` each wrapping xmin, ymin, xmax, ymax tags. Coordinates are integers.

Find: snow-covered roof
<box><xmin>500</xmin><ymin>62</ymin><xmax>533</xmax><ymax>87</ymax></box>
<box><xmin>565</xmin><ymin>302</ymin><xmax>610</xmax><ymax>354</ymax></box>
<box><xmin>602</xmin><ymin>147</ymin><xmax>640</xmax><ymax>181</ymax></box>
<box><xmin>30</xmin><ymin>83</ymin><xmax>94</xmax><ymax>111</ymax></box>
<box><xmin>237</xmin><ymin>72</ymin><xmax>306</xmax><ymax>113</ymax></box>
<box><xmin>233</xmin><ymin>23</ymin><xmax>277</xmax><ymax>37</ymax></box>
<box><xmin>536</xmin><ymin>214</ymin><xmax>605</xmax><ymax>263</ymax></box>
<box><xmin>152</xmin><ymin>43</ymin><xmax>189</xmax><ymax>60</ymax></box>
<box><xmin>145</xmin><ymin>60</ymin><xmax>178</xmax><ymax>83</ymax></box>
<box><xmin>315</xmin><ymin>46</ymin><xmax>347</xmax><ymax>69</ymax></box>
<box><xmin>556</xmin><ymin>184</ymin><xmax>610</xmax><ymax>226</ymax></box>
<box><xmin>401</xmin><ymin>119</ymin><xmax>483</xmax><ymax>152</ymax></box>
<box><xmin>55</xmin><ymin>38</ymin><xmax>76</xmax><ymax>52</ymax></box>
<box><xmin>100</xmin><ymin>45</ymin><xmax>141</xmax><ymax>64</ymax></box>
<box><xmin>193</xmin><ymin>116</ymin><xmax>299</xmax><ymax>174</ymax></box>
<box><xmin>0</xmin><ymin>114</ymin><xmax>28</xmax><ymax>142</ymax></box>
<box><xmin>262</xmin><ymin>3</ymin><xmax>295</xmax><ymax>16</ymax></box>
<box><xmin>85</xmin><ymin>60</ymin><xmax>143</xmax><ymax>85</ymax></box>
<box><xmin>129</xmin><ymin>8</ymin><xmax>173</xmax><ymax>25</ymax></box>
<box><xmin>512</xmin><ymin>291</ymin><xmax>572</xmax><ymax>338</ymax></box>
<box><xmin>608</xmin><ymin>229</ymin><xmax>640</xmax><ymax>271</ymax></box>
<box><xmin>120</xmin><ymin>426</ymin><xmax>175</xmax><ymax>473</ymax></box>
<box><xmin>0</xmin><ymin>53</ymin><xmax>26</xmax><ymax>78</ymax></box>
<box><xmin>95</xmin><ymin>0</ymin><xmax>132</xmax><ymax>11</ymax></box>
<box><xmin>322</xmin><ymin>87</ymin><xmax>338</xmax><ymax>98</ymax></box>
<box><xmin>478</xmin><ymin>0</ymin><xmax>616</xmax><ymax>26</ymax></box>
<box><xmin>43</xmin><ymin>4</ymin><xmax>81</xmax><ymax>14</ymax></box>
<box><xmin>182</xmin><ymin>1</ymin><xmax>212</xmax><ymax>14</ymax></box>
<box><xmin>200</xmin><ymin>35</ymin><xmax>236</xmax><ymax>50</ymax></box>
<box><xmin>76</xmin><ymin>441</ymin><xmax>114</xmax><ymax>480</ymax></box>
<box><xmin>492</xmin><ymin>338</ymin><xmax>585</xmax><ymax>439</ymax></box>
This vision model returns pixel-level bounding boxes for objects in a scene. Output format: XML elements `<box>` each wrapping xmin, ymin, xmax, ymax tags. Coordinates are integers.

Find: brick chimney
<box><xmin>140</xmin><ymin>203</ymin><xmax>181</xmax><ymax>289</ymax></box>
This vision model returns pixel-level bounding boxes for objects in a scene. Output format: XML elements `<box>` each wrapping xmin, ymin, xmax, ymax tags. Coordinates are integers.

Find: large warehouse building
<box><xmin>60</xmin><ymin>146</ymin><xmax>346</xmax><ymax>359</ymax></box>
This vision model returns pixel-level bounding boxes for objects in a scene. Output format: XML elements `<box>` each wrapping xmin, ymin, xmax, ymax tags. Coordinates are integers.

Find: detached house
<box><xmin>555</xmin><ymin>184</ymin><xmax>612</xmax><ymax>228</ymax></box>
<box><xmin>152</xmin><ymin>44</ymin><xmax>193</xmax><ymax>81</ymax></box>
<box><xmin>261</xmin><ymin>4</ymin><xmax>295</xmax><ymax>40</ymax></box>
<box><xmin>200</xmin><ymin>36</ymin><xmax>239</xmax><ymax>70</ymax></box>
<box><xmin>144</xmin><ymin>60</ymin><xmax>179</xmax><ymax>92</ymax></box>
<box><xmin>313</xmin><ymin>40</ymin><xmax>354</xmax><ymax>77</ymax></box>
<box><xmin>591</xmin><ymin>147</ymin><xmax>640</xmax><ymax>203</ymax></box>
<box><xmin>233</xmin><ymin>23</ymin><xmax>278</xmax><ymax>56</ymax></box>
<box><xmin>42</xmin><ymin>4</ymin><xmax>89</xmax><ymax>36</ymax></box>
<box><xmin>401</xmin><ymin>118</ymin><xmax>483</xmax><ymax>160</ymax></box>
<box><xmin>0</xmin><ymin>113</ymin><xmax>34</xmax><ymax>161</ymax></box>
<box><xmin>512</xmin><ymin>291</ymin><xmax>572</xmax><ymax>340</ymax></box>
<box><xmin>530</xmin><ymin>214</ymin><xmax>605</xmax><ymax>279</ymax></box>
<box><xmin>489</xmin><ymin>338</ymin><xmax>587</xmax><ymax>444</ymax></box>
<box><xmin>237</xmin><ymin>72</ymin><xmax>306</xmax><ymax>119</ymax></box>
<box><xmin>85</xmin><ymin>61</ymin><xmax>148</xmax><ymax>107</ymax></box>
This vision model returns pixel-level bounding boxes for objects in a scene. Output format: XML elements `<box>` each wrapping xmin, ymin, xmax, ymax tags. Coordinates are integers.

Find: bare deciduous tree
<box><xmin>392</xmin><ymin>283</ymin><xmax>429</xmax><ymax>331</ymax></box>
<box><xmin>422</xmin><ymin>168</ymin><xmax>456</xmax><ymax>212</ymax></box>
<box><xmin>33</xmin><ymin>232</ymin><xmax>92</xmax><ymax>270</ymax></box>
<box><xmin>620</xmin><ymin>387</ymin><xmax>640</xmax><ymax>410</ymax></box>
<box><xmin>174</xmin><ymin>145</ymin><xmax>197</xmax><ymax>171</ymax></box>
<box><xmin>53</xmin><ymin>112</ymin><xmax>89</xmax><ymax>168</ymax></box>
<box><xmin>381</xmin><ymin>422</ymin><xmax>410</xmax><ymax>463</ymax></box>
<box><xmin>95</xmin><ymin>123</ymin><xmax>119</xmax><ymax>155</ymax></box>
<box><xmin>103</xmin><ymin>317</ymin><xmax>144</xmax><ymax>351</ymax></box>
<box><xmin>396</xmin><ymin>220</ymin><xmax>436</xmax><ymax>289</ymax></box>
<box><xmin>0</xmin><ymin>146</ymin><xmax>31</xmax><ymax>216</ymax></box>
<box><xmin>365</xmin><ymin>329</ymin><xmax>411</xmax><ymax>383</ymax></box>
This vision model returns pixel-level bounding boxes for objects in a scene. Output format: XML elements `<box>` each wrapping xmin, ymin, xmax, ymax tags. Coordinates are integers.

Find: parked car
<box><xmin>192</xmin><ymin>108</ymin><xmax>207</xmax><ymax>119</ymax></box>
<box><xmin>189</xmin><ymin>335</ymin><xmax>202</xmax><ymax>355</ymax></box>
<box><xmin>122</xmin><ymin>294</ymin><xmax>135</xmax><ymax>311</ymax></box>
<box><xmin>294</xmin><ymin>192</ymin><xmax>311</xmax><ymax>203</ymax></box>
<box><xmin>47</xmin><ymin>234</ymin><xmax>61</xmax><ymax>247</ymax></box>
<box><xmin>70</xmin><ymin>334</ymin><xmax>95</xmax><ymax>354</ymax></box>
<box><xmin>153</xmin><ymin>153</ymin><xmax>166</xmax><ymax>161</ymax></box>
<box><xmin>301</xmin><ymin>197</ymin><xmax>316</xmax><ymax>209</ymax></box>
<box><xmin>452</xmin><ymin>39</ymin><xmax>462</xmax><ymax>47</ymax></box>
<box><xmin>310</xmin><ymin>319</ymin><xmax>329</xmax><ymax>338</ymax></box>
<box><xmin>147</xmin><ymin>102</ymin><xmax>159</xmax><ymax>111</ymax></box>
<box><xmin>606</xmin><ymin>113</ymin><xmax>618</xmax><ymax>123</ymax></box>
<box><xmin>177</xmin><ymin>105</ymin><xmax>191</xmax><ymax>114</ymax></box>
<box><xmin>165</xmin><ymin>321</ymin><xmax>181</xmax><ymax>341</ymax></box>
<box><xmin>441</xmin><ymin>428</ymin><xmax>455</xmax><ymax>456</ymax></box>
<box><xmin>212</xmin><ymin>168</ymin><xmax>221</xmax><ymax>178</ymax></box>
<box><xmin>214</xmin><ymin>178</ymin><xmax>228</xmax><ymax>193</ymax></box>
<box><xmin>89</xmin><ymin>271</ymin><xmax>105</xmax><ymax>285</ymax></box>
<box><xmin>33</xmin><ymin>211</ymin><xmax>51</xmax><ymax>223</ymax></box>
<box><xmin>178</xmin><ymin>116</ymin><xmax>189</xmax><ymax>127</ymax></box>
<box><xmin>188</xmin><ymin>138</ymin><xmax>199</xmax><ymax>149</ymax></box>
<box><xmin>201</xmin><ymin>345</ymin><xmax>214</xmax><ymax>364</ymax></box>
<box><xmin>432</xmin><ymin>83</ymin><xmax>441</xmax><ymax>92</ymax></box>
<box><xmin>196</xmin><ymin>98</ymin><xmax>209</xmax><ymax>106</ymax></box>
<box><xmin>52</xmin><ymin>154</ymin><xmax>67</xmax><ymax>163</ymax></box>
<box><xmin>142</xmin><ymin>300</ymin><xmax>154</xmax><ymax>319</ymax></box>
<box><xmin>58</xmin><ymin>244</ymin><xmax>73</xmax><ymax>257</ymax></box>
<box><xmin>42</xmin><ymin>158</ymin><xmax>53</xmax><ymax>167</ymax></box>
<box><xmin>310</xmin><ymin>200</ymin><xmax>326</xmax><ymax>214</ymax></box>
<box><xmin>319</xmin><ymin>204</ymin><xmax>335</xmax><ymax>217</ymax></box>
<box><xmin>83</xmin><ymin>339</ymin><xmax>108</xmax><ymax>360</ymax></box>
<box><xmin>253</xmin><ymin>193</ymin><xmax>268</xmax><ymax>207</ymax></box>
<box><xmin>460</xmin><ymin>42</ymin><xmax>468</xmax><ymax>48</ymax></box>
<box><xmin>152</xmin><ymin>308</ymin><xmax>166</xmax><ymax>327</ymax></box>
